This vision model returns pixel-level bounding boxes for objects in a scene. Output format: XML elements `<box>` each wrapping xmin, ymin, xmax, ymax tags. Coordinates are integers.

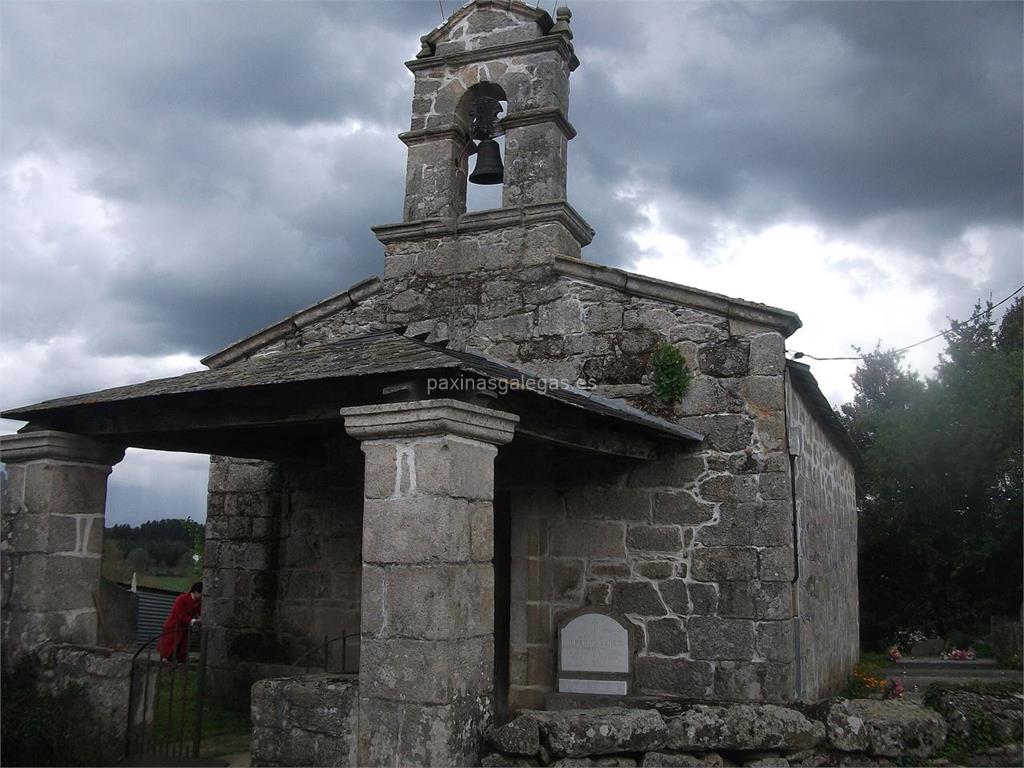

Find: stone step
<box><xmin>885</xmin><ymin>673</ymin><xmax>1020</xmax><ymax>698</ymax></box>
<box><xmin>884</xmin><ymin>666</ymin><xmax>1013</xmax><ymax>680</ymax></box>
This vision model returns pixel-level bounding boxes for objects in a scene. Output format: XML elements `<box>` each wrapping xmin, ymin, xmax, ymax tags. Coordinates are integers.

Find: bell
<box><xmin>469</xmin><ymin>138</ymin><xmax>503</xmax><ymax>185</ymax></box>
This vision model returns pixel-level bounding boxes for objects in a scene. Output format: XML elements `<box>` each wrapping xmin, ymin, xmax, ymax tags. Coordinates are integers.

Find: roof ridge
<box><xmin>200</xmin><ymin>276</ymin><xmax>383</xmax><ymax>369</ymax></box>
<box><xmin>553</xmin><ymin>256</ymin><xmax>802</xmax><ymax>337</ymax></box>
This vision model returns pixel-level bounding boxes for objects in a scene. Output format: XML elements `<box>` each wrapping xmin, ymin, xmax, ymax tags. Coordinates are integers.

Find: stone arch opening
<box><xmin>458</xmin><ymin>82</ymin><xmax>509</xmax><ymax>213</ymax></box>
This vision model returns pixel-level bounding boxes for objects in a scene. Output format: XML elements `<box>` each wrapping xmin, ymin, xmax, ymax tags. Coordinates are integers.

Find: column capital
<box><xmin>0</xmin><ymin>430</ymin><xmax>126</xmax><ymax>466</ymax></box>
<box><xmin>340</xmin><ymin>398</ymin><xmax>518</xmax><ymax>445</ymax></box>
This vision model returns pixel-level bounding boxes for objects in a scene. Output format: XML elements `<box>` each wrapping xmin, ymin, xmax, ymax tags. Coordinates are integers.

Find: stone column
<box><xmin>501</xmin><ymin>113</ymin><xmax>570</xmax><ymax>208</ymax></box>
<box><xmin>400</xmin><ymin>129</ymin><xmax>469</xmax><ymax>221</ymax></box>
<box><xmin>340</xmin><ymin>399</ymin><xmax>518</xmax><ymax>767</ymax></box>
<box><xmin>0</xmin><ymin>430</ymin><xmax>125</xmax><ymax>656</ymax></box>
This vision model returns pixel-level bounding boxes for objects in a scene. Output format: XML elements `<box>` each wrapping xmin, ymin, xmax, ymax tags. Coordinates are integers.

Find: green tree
<box><xmin>182</xmin><ymin>516</ymin><xmax>205</xmax><ymax>578</ymax></box>
<box><xmin>843</xmin><ymin>298</ymin><xmax>1023</xmax><ymax>648</ymax></box>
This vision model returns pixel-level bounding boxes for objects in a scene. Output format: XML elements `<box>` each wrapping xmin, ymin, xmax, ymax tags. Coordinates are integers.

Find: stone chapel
<box><xmin>1</xmin><ymin>2</ymin><xmax>858</xmax><ymax>766</ymax></box>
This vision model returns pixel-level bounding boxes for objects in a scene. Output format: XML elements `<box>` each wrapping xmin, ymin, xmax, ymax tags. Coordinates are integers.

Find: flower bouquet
<box><xmin>940</xmin><ymin>647</ymin><xmax>976</xmax><ymax>661</ymax></box>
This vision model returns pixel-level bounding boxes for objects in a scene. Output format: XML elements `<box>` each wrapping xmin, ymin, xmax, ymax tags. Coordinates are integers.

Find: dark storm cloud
<box><xmin>567</xmin><ymin>0</ymin><xmax>1021</xmax><ymax>263</ymax></box>
<box><xmin>3</xmin><ymin>0</ymin><xmax>1019</xmax><ymax>526</ymax></box>
<box><xmin>1</xmin><ymin>0</ymin><xmax>1021</xmax><ymax>364</ymax></box>
<box><xmin>1</xmin><ymin>0</ymin><xmax>437</xmax><ymax>359</ymax></box>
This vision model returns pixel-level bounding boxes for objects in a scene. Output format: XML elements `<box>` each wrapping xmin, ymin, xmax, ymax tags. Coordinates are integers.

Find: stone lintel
<box><xmin>399</xmin><ymin>108</ymin><xmax>577</xmax><ymax>146</ymax></box>
<box><xmin>501</xmin><ymin>106</ymin><xmax>577</xmax><ymax>140</ymax></box>
<box><xmin>0</xmin><ymin>430</ymin><xmax>125</xmax><ymax>467</ymax></box>
<box><xmin>553</xmin><ymin>256</ymin><xmax>803</xmax><ymax>337</ymax></box>
<box><xmin>372</xmin><ymin>200</ymin><xmax>594</xmax><ymax>247</ymax></box>
<box><xmin>408</xmin><ymin>32</ymin><xmax>578</xmax><ymax>74</ymax></box>
<box><xmin>398</xmin><ymin>125</ymin><xmax>470</xmax><ymax>148</ymax></box>
<box><xmin>340</xmin><ymin>399</ymin><xmax>518</xmax><ymax>445</ymax></box>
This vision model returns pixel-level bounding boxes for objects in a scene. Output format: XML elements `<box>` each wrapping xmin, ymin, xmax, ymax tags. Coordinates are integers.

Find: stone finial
<box><xmin>551</xmin><ymin>5</ymin><xmax>573</xmax><ymax>41</ymax></box>
<box><xmin>415</xmin><ymin>34</ymin><xmax>433</xmax><ymax>59</ymax></box>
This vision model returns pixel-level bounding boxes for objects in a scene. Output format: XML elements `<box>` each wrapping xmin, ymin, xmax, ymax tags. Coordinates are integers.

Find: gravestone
<box><xmin>557</xmin><ymin>612</ymin><xmax>632</xmax><ymax>695</ymax></box>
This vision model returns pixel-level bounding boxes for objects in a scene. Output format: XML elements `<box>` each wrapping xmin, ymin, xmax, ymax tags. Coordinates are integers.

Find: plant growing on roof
<box><xmin>650</xmin><ymin>341</ymin><xmax>691</xmax><ymax>404</ymax></box>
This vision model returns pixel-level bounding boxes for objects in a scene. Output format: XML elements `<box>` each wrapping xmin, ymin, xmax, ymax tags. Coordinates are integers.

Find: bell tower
<box><xmin>372</xmin><ymin>0</ymin><xmax>593</xmax><ymax>288</ymax></box>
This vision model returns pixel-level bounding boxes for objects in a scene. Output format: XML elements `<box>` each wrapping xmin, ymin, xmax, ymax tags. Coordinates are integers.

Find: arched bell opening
<box><xmin>457</xmin><ymin>82</ymin><xmax>509</xmax><ymax>212</ymax></box>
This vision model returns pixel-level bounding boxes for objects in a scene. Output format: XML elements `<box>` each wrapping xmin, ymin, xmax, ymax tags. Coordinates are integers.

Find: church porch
<box><xmin>1</xmin><ymin>330</ymin><xmax>699</xmax><ymax>766</ymax></box>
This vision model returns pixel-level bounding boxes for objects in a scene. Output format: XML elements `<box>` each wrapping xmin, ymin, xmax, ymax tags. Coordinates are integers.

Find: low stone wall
<box><xmin>926</xmin><ymin>684</ymin><xmax>1023</xmax><ymax>766</ymax></box>
<box><xmin>34</xmin><ymin>644</ymin><xmax>134</xmax><ymax>752</ymax></box>
<box><xmin>483</xmin><ymin>700</ymin><xmax>950</xmax><ymax>767</ymax></box>
<box><xmin>250</xmin><ymin>673</ymin><xmax>358</xmax><ymax>767</ymax></box>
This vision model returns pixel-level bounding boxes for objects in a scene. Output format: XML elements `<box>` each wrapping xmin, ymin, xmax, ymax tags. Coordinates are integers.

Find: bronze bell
<box><xmin>469</xmin><ymin>138</ymin><xmax>503</xmax><ymax>185</ymax></box>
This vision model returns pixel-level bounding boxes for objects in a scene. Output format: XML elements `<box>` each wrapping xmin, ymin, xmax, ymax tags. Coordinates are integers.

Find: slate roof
<box><xmin>3</xmin><ymin>331</ymin><xmax>701</xmax><ymax>443</ymax></box>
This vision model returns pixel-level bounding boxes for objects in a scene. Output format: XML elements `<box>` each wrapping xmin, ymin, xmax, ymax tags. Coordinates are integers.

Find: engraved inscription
<box><xmin>560</xmin><ymin>613</ymin><xmax>629</xmax><ymax>673</ymax></box>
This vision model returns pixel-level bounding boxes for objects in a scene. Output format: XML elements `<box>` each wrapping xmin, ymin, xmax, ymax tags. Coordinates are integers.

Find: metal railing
<box><xmin>125</xmin><ymin>625</ymin><xmax>208</xmax><ymax>760</ymax></box>
<box><xmin>289</xmin><ymin>632</ymin><xmax>360</xmax><ymax>674</ymax></box>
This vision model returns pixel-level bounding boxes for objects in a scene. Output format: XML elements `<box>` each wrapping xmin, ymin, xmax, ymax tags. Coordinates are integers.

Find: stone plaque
<box><xmin>559</xmin><ymin>613</ymin><xmax>630</xmax><ymax>674</ymax></box>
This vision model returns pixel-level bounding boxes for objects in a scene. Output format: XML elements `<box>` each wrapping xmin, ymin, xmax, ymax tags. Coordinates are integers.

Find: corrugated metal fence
<box><xmin>131</xmin><ymin>585</ymin><xmax>179</xmax><ymax>647</ymax></box>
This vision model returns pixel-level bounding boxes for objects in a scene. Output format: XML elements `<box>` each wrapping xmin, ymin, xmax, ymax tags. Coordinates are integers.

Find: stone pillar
<box><xmin>400</xmin><ymin>128</ymin><xmax>469</xmax><ymax>221</ymax></box>
<box><xmin>0</xmin><ymin>430</ymin><xmax>125</xmax><ymax>657</ymax></box>
<box><xmin>340</xmin><ymin>399</ymin><xmax>518</xmax><ymax>767</ymax></box>
<box><xmin>501</xmin><ymin>111</ymin><xmax>571</xmax><ymax>208</ymax></box>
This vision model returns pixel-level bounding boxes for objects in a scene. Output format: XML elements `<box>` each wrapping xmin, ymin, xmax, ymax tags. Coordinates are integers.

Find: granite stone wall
<box><xmin>35</xmin><ymin>644</ymin><xmax>135</xmax><ymax>750</ymax></box>
<box><xmin>0</xmin><ymin>446</ymin><xmax>118</xmax><ymax>656</ymax></box>
<box><xmin>483</xmin><ymin>699</ymin><xmax>953</xmax><ymax>766</ymax></box>
<box><xmin>785</xmin><ymin>372</ymin><xmax>858</xmax><ymax>701</ymax></box>
<box><xmin>251</xmin><ymin>673</ymin><xmax>359</xmax><ymax>767</ymax></box>
<box><xmin>204</xmin><ymin>448</ymin><xmax>363</xmax><ymax>702</ymax></box>
<box><xmin>208</xmin><ymin>265</ymin><xmax>805</xmax><ymax>706</ymax></box>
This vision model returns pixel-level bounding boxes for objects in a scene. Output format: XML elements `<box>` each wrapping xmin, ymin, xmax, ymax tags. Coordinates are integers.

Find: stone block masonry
<box><xmin>483</xmin><ymin>700</ymin><xmax>954</xmax><ymax>765</ymax></box>
<box><xmin>341</xmin><ymin>399</ymin><xmax>518</xmax><ymax>767</ymax></box>
<box><xmin>251</xmin><ymin>673</ymin><xmax>358</xmax><ymax>767</ymax></box>
<box><xmin>204</xmin><ymin>449</ymin><xmax>363</xmax><ymax>704</ymax></box>
<box><xmin>786</xmin><ymin>371</ymin><xmax>859</xmax><ymax>700</ymax></box>
<box><xmin>213</xmin><ymin>252</ymin><xmax>856</xmax><ymax>710</ymax></box>
<box><xmin>0</xmin><ymin>431</ymin><xmax>125</xmax><ymax>657</ymax></box>
<box><xmin>228</xmin><ymin>263</ymin><xmax>814</xmax><ymax>708</ymax></box>
<box><xmin>35</xmin><ymin>644</ymin><xmax>136</xmax><ymax>759</ymax></box>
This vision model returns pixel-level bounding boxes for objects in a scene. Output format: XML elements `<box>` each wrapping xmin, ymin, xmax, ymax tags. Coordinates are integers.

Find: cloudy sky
<box><xmin>1</xmin><ymin>0</ymin><xmax>1021</xmax><ymax>525</ymax></box>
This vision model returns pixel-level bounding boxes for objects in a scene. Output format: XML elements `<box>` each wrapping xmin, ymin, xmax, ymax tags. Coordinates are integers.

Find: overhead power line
<box><xmin>790</xmin><ymin>284</ymin><xmax>1024</xmax><ymax>362</ymax></box>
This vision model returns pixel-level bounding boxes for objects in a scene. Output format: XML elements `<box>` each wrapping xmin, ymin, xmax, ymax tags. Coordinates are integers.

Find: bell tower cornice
<box><xmin>407</xmin><ymin>34</ymin><xmax>580</xmax><ymax>74</ymax></box>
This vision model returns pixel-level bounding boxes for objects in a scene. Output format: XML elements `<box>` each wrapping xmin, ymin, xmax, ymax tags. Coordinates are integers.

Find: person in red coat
<box><xmin>156</xmin><ymin>582</ymin><xmax>202</xmax><ymax>661</ymax></box>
